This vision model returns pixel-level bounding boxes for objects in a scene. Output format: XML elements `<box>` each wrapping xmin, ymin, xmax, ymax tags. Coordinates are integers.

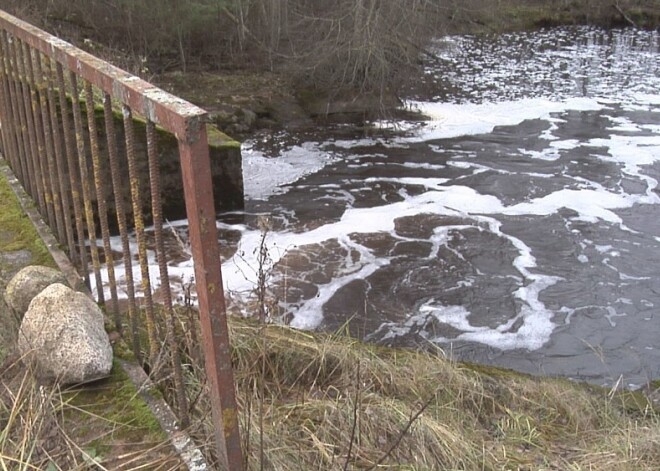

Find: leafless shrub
<box><xmin>232</xmin><ymin>0</ymin><xmax>445</xmax><ymax>102</ymax></box>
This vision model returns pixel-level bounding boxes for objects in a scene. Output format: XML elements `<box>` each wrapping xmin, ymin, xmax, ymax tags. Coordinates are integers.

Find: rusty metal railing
<box><xmin>0</xmin><ymin>10</ymin><xmax>243</xmax><ymax>469</ymax></box>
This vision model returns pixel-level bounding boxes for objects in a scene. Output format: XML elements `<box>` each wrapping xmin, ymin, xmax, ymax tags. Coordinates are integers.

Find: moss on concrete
<box><xmin>207</xmin><ymin>124</ymin><xmax>241</xmax><ymax>149</ymax></box>
<box><xmin>0</xmin><ymin>165</ymin><xmax>54</xmax><ymax>268</ymax></box>
<box><xmin>64</xmin><ymin>360</ymin><xmax>163</xmax><ymax>436</ymax></box>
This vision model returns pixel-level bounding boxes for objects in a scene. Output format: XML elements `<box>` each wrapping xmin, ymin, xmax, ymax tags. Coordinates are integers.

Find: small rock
<box><xmin>4</xmin><ymin>265</ymin><xmax>68</xmax><ymax>318</ymax></box>
<box><xmin>239</xmin><ymin>108</ymin><xmax>257</xmax><ymax>127</ymax></box>
<box><xmin>18</xmin><ymin>283</ymin><xmax>113</xmax><ymax>385</ymax></box>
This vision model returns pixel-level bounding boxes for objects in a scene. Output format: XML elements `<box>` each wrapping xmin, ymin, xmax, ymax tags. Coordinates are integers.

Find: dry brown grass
<box><xmin>0</xmin><ymin>354</ymin><xmax>184</xmax><ymax>470</ymax></box>
<box><xmin>173</xmin><ymin>318</ymin><xmax>660</xmax><ymax>470</ymax></box>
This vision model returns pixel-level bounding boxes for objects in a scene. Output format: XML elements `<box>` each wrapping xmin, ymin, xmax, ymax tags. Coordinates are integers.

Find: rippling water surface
<box><xmin>107</xmin><ymin>27</ymin><xmax>660</xmax><ymax>387</ymax></box>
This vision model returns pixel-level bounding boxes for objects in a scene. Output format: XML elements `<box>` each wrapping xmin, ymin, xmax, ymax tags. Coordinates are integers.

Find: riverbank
<box><xmin>2</xmin><ymin>163</ymin><xmax>660</xmax><ymax>469</ymax></box>
<box><xmin>218</xmin><ymin>318</ymin><xmax>660</xmax><ymax>469</ymax></box>
<box><xmin>152</xmin><ymin>0</ymin><xmax>660</xmax><ymax>136</ymax></box>
<box><xmin>446</xmin><ymin>0</ymin><xmax>660</xmax><ymax>34</ymax></box>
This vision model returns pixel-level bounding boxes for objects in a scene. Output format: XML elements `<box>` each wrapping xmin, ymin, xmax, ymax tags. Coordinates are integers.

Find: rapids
<box><xmin>104</xmin><ymin>27</ymin><xmax>660</xmax><ymax>387</ymax></box>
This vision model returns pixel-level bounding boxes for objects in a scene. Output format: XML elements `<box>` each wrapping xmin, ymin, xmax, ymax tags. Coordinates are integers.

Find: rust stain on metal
<box><xmin>179</xmin><ymin>128</ymin><xmax>243</xmax><ymax>470</ymax></box>
<box><xmin>45</xmin><ymin>55</ymin><xmax>75</xmax><ymax>260</ymax></box>
<box><xmin>103</xmin><ymin>93</ymin><xmax>141</xmax><ymax>362</ymax></box>
<box><xmin>223</xmin><ymin>408</ymin><xmax>238</xmax><ymax>435</ymax></box>
<box><xmin>123</xmin><ymin>105</ymin><xmax>159</xmax><ymax>367</ymax></box>
<box><xmin>69</xmin><ymin>73</ymin><xmax>104</xmax><ymax>304</ymax></box>
<box><xmin>57</xmin><ymin>62</ymin><xmax>89</xmax><ymax>277</ymax></box>
<box><xmin>146</xmin><ymin>119</ymin><xmax>190</xmax><ymax>427</ymax></box>
<box><xmin>85</xmin><ymin>81</ymin><xmax>120</xmax><ymax>330</ymax></box>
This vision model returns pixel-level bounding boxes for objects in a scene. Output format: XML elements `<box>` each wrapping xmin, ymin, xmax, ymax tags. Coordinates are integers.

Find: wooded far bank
<box><xmin>5</xmin><ymin>0</ymin><xmax>659</xmax><ymax>112</ymax></box>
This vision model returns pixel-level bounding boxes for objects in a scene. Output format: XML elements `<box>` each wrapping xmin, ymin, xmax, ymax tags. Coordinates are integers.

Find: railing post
<box><xmin>178</xmin><ymin>118</ymin><xmax>243</xmax><ymax>470</ymax></box>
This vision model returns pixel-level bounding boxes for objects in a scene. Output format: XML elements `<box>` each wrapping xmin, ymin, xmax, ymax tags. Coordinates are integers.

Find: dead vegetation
<box><xmin>6</xmin><ymin>0</ymin><xmax>657</xmax><ymax>111</ymax></box>
<box><xmin>0</xmin><ymin>356</ymin><xmax>183</xmax><ymax>471</ymax></box>
<box><xmin>160</xmin><ymin>315</ymin><xmax>660</xmax><ymax>470</ymax></box>
<box><xmin>4</xmin><ymin>294</ymin><xmax>660</xmax><ymax>470</ymax></box>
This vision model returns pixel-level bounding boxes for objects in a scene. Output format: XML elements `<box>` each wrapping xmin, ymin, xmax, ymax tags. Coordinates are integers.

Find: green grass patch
<box><xmin>0</xmin><ymin>166</ymin><xmax>54</xmax><ymax>268</ymax></box>
<box><xmin>62</xmin><ymin>360</ymin><xmax>164</xmax><ymax>439</ymax></box>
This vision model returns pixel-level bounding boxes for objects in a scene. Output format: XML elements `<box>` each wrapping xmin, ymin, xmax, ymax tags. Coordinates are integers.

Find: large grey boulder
<box><xmin>4</xmin><ymin>265</ymin><xmax>68</xmax><ymax>318</ymax></box>
<box><xmin>18</xmin><ymin>283</ymin><xmax>112</xmax><ymax>385</ymax></box>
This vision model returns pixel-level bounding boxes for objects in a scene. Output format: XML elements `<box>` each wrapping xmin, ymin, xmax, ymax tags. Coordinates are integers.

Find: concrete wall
<box><xmin>86</xmin><ymin>104</ymin><xmax>244</xmax><ymax>233</ymax></box>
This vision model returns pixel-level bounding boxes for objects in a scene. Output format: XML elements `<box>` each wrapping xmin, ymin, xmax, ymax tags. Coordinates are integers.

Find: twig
<box><xmin>366</xmin><ymin>391</ymin><xmax>437</xmax><ymax>470</ymax></box>
<box><xmin>613</xmin><ymin>2</ymin><xmax>638</xmax><ymax>28</ymax></box>
<box><xmin>259</xmin><ymin>329</ymin><xmax>266</xmax><ymax>471</ymax></box>
<box><xmin>343</xmin><ymin>362</ymin><xmax>361</xmax><ymax>471</ymax></box>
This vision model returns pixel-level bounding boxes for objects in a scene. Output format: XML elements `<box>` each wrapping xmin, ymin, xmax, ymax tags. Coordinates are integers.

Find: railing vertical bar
<box><xmin>33</xmin><ymin>49</ymin><xmax>65</xmax><ymax>244</ymax></box>
<box><xmin>19</xmin><ymin>40</ymin><xmax>49</xmax><ymax>221</ymax></box>
<box><xmin>68</xmin><ymin>72</ymin><xmax>104</xmax><ymax>302</ymax></box>
<box><xmin>122</xmin><ymin>105</ymin><xmax>159</xmax><ymax>368</ymax></box>
<box><xmin>3</xmin><ymin>32</ymin><xmax>29</xmax><ymax>188</ymax></box>
<box><xmin>56</xmin><ymin>62</ymin><xmax>88</xmax><ymax>277</ymax></box>
<box><xmin>45</xmin><ymin>56</ymin><xmax>76</xmax><ymax>259</ymax></box>
<box><xmin>179</xmin><ymin>124</ymin><xmax>243</xmax><ymax>470</ymax></box>
<box><xmin>4</xmin><ymin>32</ymin><xmax>29</xmax><ymax>192</ymax></box>
<box><xmin>146</xmin><ymin>120</ymin><xmax>189</xmax><ymax>426</ymax></box>
<box><xmin>7</xmin><ymin>34</ymin><xmax>38</xmax><ymax>201</ymax></box>
<box><xmin>24</xmin><ymin>42</ymin><xmax>56</xmax><ymax>231</ymax></box>
<box><xmin>103</xmin><ymin>93</ymin><xmax>141</xmax><ymax>361</ymax></box>
<box><xmin>84</xmin><ymin>81</ymin><xmax>121</xmax><ymax>331</ymax></box>
<box><xmin>0</xmin><ymin>66</ymin><xmax>12</xmax><ymax>166</ymax></box>
<box><xmin>0</xmin><ymin>35</ymin><xmax>20</xmax><ymax>179</ymax></box>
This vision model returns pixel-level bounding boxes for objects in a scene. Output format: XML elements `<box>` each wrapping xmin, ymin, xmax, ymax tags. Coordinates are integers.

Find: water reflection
<box><xmin>412</xmin><ymin>27</ymin><xmax>659</xmax><ymax>103</ymax></box>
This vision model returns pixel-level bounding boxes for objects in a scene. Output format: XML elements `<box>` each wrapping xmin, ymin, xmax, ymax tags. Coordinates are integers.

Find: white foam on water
<box><xmin>228</xmin><ymin>150</ymin><xmax>660</xmax><ymax>346</ymax></box>
<box><xmin>608</xmin><ymin>116</ymin><xmax>642</xmax><ymax>132</ymax></box>
<box><xmin>642</xmin><ymin>124</ymin><xmax>660</xmax><ymax>133</ymax></box>
<box><xmin>99</xmin><ymin>148</ymin><xmax>660</xmax><ymax>348</ymax></box>
<box><xmin>287</xmin><ymin>235</ymin><xmax>390</xmax><ymax>330</ymax></box>
<box><xmin>219</xmin><ymin>186</ymin><xmax>567</xmax><ymax>348</ymax></box>
<box><xmin>605</xmin><ymin>306</ymin><xmax>627</xmax><ymax>327</ymax></box>
<box><xmin>95</xmin><ymin>97</ymin><xmax>660</xmax><ymax>358</ymax></box>
<box><xmin>376</xmin><ymin>303</ymin><xmax>473</xmax><ymax>342</ymax></box>
<box><xmin>96</xmin><ymin>34</ymin><xmax>660</xmax><ymax>359</ymax></box>
<box><xmin>364</xmin><ymin>177</ymin><xmax>450</xmax><ymax>190</ymax></box>
<box><xmin>551</xmin><ymin>139</ymin><xmax>581</xmax><ymax>150</ymax></box>
<box><xmin>402</xmin><ymin>97</ymin><xmax>603</xmax><ymax>143</ymax></box>
<box><xmin>400</xmin><ymin>162</ymin><xmax>447</xmax><ymax>170</ymax></box>
<box><xmin>586</xmin><ymin>134</ymin><xmax>660</xmax><ymax>198</ymax></box>
<box><xmin>372</xmin><ymin>214</ymin><xmax>560</xmax><ymax>350</ymax></box>
<box><xmin>595</xmin><ymin>244</ymin><xmax>613</xmax><ymax>253</ymax></box>
<box><xmin>629</xmin><ymin>93</ymin><xmax>660</xmax><ymax>107</ymax></box>
<box><xmin>519</xmin><ymin>138</ymin><xmax>582</xmax><ymax>160</ymax></box>
<box><xmin>503</xmin><ymin>188</ymin><xmax>655</xmax><ymax>224</ymax></box>
<box><xmin>539</xmin><ymin>118</ymin><xmax>563</xmax><ymax>140</ymax></box>
<box><xmin>242</xmin><ymin>142</ymin><xmax>337</xmax><ymax>200</ymax></box>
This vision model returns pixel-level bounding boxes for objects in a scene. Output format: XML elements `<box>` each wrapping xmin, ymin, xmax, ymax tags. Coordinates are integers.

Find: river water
<box><xmin>109</xmin><ymin>27</ymin><xmax>660</xmax><ymax>387</ymax></box>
